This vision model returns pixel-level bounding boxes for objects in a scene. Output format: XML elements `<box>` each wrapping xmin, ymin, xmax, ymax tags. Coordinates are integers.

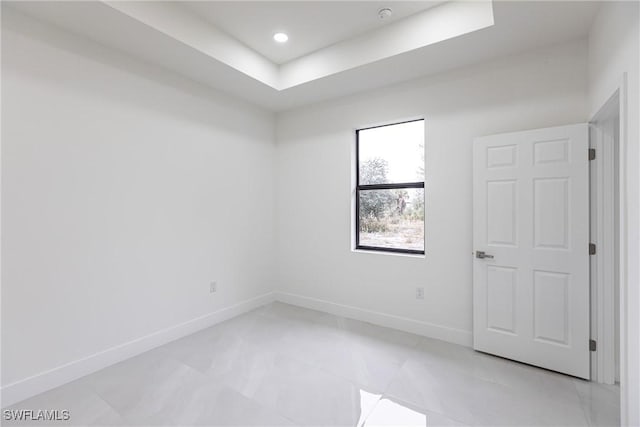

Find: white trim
<box><xmin>590</xmin><ymin>73</ymin><xmax>630</xmax><ymax>425</ymax></box>
<box><xmin>616</xmin><ymin>73</ymin><xmax>629</xmax><ymax>427</ymax></box>
<box><xmin>589</xmin><ymin>91</ymin><xmax>620</xmax><ymax>385</ymax></box>
<box><xmin>274</xmin><ymin>291</ymin><xmax>473</xmax><ymax>347</ymax></box>
<box><xmin>0</xmin><ymin>292</ymin><xmax>275</xmax><ymax>408</ymax></box>
<box><xmin>2</xmin><ymin>290</ymin><xmax>473</xmax><ymax>408</ymax></box>
<box><xmin>351</xmin><ymin>249</ymin><xmax>425</xmax><ymax>259</ymax></box>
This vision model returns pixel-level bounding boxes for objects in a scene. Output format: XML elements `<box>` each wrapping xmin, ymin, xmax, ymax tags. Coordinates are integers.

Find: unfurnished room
<box><xmin>1</xmin><ymin>1</ymin><xmax>639</xmax><ymax>426</ymax></box>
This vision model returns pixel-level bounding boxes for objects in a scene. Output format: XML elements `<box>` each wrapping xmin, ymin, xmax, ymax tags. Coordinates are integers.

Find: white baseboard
<box><xmin>1</xmin><ymin>292</ymin><xmax>275</xmax><ymax>408</ymax></box>
<box><xmin>2</xmin><ymin>291</ymin><xmax>471</xmax><ymax>408</ymax></box>
<box><xmin>274</xmin><ymin>291</ymin><xmax>472</xmax><ymax>347</ymax></box>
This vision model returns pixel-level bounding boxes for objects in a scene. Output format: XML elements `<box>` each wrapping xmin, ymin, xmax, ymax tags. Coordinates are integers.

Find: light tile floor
<box><xmin>3</xmin><ymin>302</ymin><xmax>620</xmax><ymax>426</ymax></box>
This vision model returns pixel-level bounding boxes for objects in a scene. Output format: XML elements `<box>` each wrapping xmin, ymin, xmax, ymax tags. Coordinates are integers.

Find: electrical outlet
<box><xmin>210</xmin><ymin>281</ymin><xmax>217</xmax><ymax>293</ymax></box>
<box><xmin>416</xmin><ymin>287</ymin><xmax>424</xmax><ymax>300</ymax></box>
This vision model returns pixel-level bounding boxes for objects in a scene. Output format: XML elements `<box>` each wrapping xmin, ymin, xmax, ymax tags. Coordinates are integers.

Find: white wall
<box><xmin>1</xmin><ymin>10</ymin><xmax>276</xmax><ymax>403</ymax></box>
<box><xmin>275</xmin><ymin>40</ymin><xmax>589</xmax><ymax>345</ymax></box>
<box><xmin>588</xmin><ymin>2</ymin><xmax>640</xmax><ymax>425</ymax></box>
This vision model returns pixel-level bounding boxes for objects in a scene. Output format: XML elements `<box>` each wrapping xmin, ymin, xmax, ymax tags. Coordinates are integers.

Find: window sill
<box><xmin>352</xmin><ymin>248</ymin><xmax>426</xmax><ymax>259</ymax></box>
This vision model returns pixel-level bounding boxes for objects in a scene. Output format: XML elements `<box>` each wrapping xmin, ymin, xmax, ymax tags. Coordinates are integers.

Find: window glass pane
<box><xmin>358</xmin><ymin>188</ymin><xmax>424</xmax><ymax>251</ymax></box>
<box><xmin>358</xmin><ymin>120</ymin><xmax>424</xmax><ymax>185</ymax></box>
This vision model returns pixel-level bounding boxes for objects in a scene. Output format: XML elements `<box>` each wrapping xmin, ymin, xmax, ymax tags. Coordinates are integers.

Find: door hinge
<box><xmin>590</xmin><ymin>339</ymin><xmax>597</xmax><ymax>351</ymax></box>
<box><xmin>589</xmin><ymin>243</ymin><xmax>596</xmax><ymax>255</ymax></box>
<box><xmin>589</xmin><ymin>148</ymin><xmax>596</xmax><ymax>161</ymax></box>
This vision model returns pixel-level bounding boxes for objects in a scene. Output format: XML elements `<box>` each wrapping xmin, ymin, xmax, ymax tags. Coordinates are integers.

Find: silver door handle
<box><xmin>475</xmin><ymin>251</ymin><xmax>494</xmax><ymax>259</ymax></box>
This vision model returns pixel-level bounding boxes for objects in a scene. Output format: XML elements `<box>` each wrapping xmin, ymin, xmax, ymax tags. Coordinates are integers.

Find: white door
<box><xmin>473</xmin><ymin>123</ymin><xmax>590</xmax><ymax>379</ymax></box>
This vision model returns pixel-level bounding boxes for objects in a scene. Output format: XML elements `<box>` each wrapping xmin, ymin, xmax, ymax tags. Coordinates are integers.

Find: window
<box><xmin>355</xmin><ymin>119</ymin><xmax>425</xmax><ymax>254</ymax></box>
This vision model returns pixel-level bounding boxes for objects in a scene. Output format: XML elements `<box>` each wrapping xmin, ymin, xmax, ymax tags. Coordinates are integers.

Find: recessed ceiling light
<box><xmin>273</xmin><ymin>32</ymin><xmax>289</xmax><ymax>43</ymax></box>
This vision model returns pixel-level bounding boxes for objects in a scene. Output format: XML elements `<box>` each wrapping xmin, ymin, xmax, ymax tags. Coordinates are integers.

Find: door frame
<box><xmin>589</xmin><ymin>91</ymin><xmax>620</xmax><ymax>385</ymax></box>
<box><xmin>589</xmin><ymin>73</ymin><xmax>628</xmax><ymax>424</ymax></box>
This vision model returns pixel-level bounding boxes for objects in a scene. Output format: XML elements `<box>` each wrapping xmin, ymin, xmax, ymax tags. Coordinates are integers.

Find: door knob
<box><xmin>475</xmin><ymin>251</ymin><xmax>494</xmax><ymax>259</ymax></box>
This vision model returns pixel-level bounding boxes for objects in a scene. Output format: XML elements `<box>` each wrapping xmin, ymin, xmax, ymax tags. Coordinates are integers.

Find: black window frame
<box><xmin>355</xmin><ymin>119</ymin><xmax>425</xmax><ymax>255</ymax></box>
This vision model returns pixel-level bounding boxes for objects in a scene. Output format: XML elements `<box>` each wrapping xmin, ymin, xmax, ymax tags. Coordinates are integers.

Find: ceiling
<box><xmin>4</xmin><ymin>1</ymin><xmax>600</xmax><ymax>112</ymax></box>
<box><xmin>183</xmin><ymin>1</ymin><xmax>444</xmax><ymax>64</ymax></box>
